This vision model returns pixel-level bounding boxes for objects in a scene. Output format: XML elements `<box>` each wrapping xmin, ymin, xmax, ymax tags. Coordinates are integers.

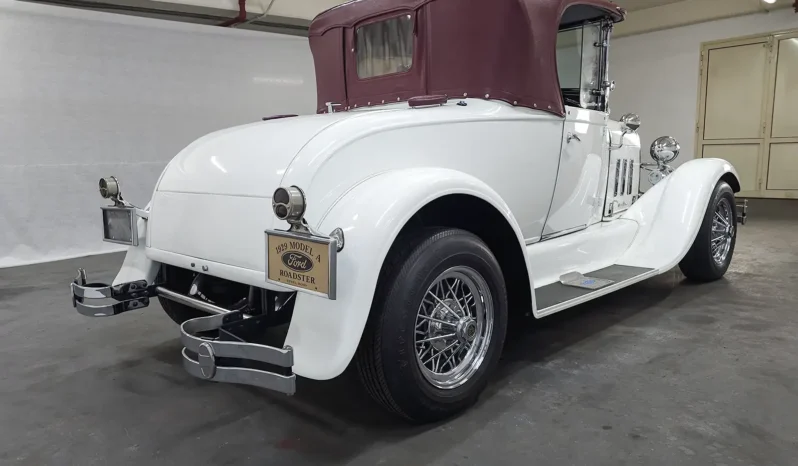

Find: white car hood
<box><xmin>156</xmin><ymin>113</ymin><xmax>351</xmax><ymax>198</ymax></box>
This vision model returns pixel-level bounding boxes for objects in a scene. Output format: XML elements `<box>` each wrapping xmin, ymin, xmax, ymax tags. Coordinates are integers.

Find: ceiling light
<box><xmin>762</xmin><ymin>0</ymin><xmax>776</xmax><ymax>4</ymax></box>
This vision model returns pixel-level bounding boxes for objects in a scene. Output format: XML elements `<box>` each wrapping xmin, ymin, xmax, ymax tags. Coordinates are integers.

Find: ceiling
<box><xmin>289</xmin><ymin>0</ymin><xmax>695</xmax><ymax>16</ymax></box>
<box><xmin>613</xmin><ymin>0</ymin><xmax>687</xmax><ymax>11</ymax></box>
<box><xmin>32</xmin><ymin>0</ymin><xmax>794</xmax><ymax>36</ymax></box>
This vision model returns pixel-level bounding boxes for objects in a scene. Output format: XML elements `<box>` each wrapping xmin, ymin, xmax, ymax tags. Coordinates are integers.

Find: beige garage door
<box><xmin>697</xmin><ymin>32</ymin><xmax>798</xmax><ymax>199</ymax></box>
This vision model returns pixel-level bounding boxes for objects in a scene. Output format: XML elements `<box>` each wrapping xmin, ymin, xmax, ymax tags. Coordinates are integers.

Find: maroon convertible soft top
<box><xmin>309</xmin><ymin>0</ymin><xmax>625</xmax><ymax>116</ymax></box>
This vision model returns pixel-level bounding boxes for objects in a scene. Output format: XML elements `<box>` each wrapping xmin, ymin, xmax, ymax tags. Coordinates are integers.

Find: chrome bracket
<box><xmin>325</xmin><ymin>101</ymin><xmax>342</xmax><ymax>113</ymax></box>
<box><xmin>287</xmin><ymin>217</ymin><xmax>325</xmax><ymax>238</ymax></box>
<box><xmin>736</xmin><ymin>199</ymin><xmax>748</xmax><ymax>225</ymax></box>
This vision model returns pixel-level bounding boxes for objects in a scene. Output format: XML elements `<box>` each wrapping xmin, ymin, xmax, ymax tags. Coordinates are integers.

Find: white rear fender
<box><xmin>113</xmin><ymin>215</ymin><xmax>159</xmax><ymax>286</ymax></box>
<box><xmin>618</xmin><ymin>158</ymin><xmax>740</xmax><ymax>272</ymax></box>
<box><xmin>284</xmin><ymin>167</ymin><xmax>532</xmax><ymax>380</ymax></box>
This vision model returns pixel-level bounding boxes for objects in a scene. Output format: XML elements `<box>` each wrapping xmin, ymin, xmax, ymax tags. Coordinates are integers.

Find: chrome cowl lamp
<box><xmin>643</xmin><ymin>136</ymin><xmax>681</xmax><ymax>186</ymax></box>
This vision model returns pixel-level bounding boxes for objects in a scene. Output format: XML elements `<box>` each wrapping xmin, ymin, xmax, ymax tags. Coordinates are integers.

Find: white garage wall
<box><xmin>0</xmin><ymin>0</ymin><xmax>316</xmax><ymax>268</ymax></box>
<box><xmin>609</xmin><ymin>8</ymin><xmax>798</xmax><ymax>190</ymax></box>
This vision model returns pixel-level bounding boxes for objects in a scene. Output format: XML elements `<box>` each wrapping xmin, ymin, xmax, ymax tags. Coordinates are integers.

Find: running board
<box><xmin>535</xmin><ymin>265</ymin><xmax>656</xmax><ymax>317</ymax></box>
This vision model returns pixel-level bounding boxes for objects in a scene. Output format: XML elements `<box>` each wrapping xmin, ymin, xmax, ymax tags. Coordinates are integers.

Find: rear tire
<box><xmin>679</xmin><ymin>181</ymin><xmax>737</xmax><ymax>282</ymax></box>
<box><xmin>356</xmin><ymin>228</ymin><xmax>508</xmax><ymax>423</ymax></box>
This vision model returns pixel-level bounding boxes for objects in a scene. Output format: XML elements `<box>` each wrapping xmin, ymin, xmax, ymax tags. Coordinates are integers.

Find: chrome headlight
<box><xmin>99</xmin><ymin>176</ymin><xmax>120</xmax><ymax>200</ymax></box>
<box><xmin>650</xmin><ymin>136</ymin><xmax>680</xmax><ymax>164</ymax></box>
<box><xmin>272</xmin><ymin>186</ymin><xmax>305</xmax><ymax>222</ymax></box>
<box><xmin>620</xmin><ymin>113</ymin><xmax>641</xmax><ymax>132</ymax></box>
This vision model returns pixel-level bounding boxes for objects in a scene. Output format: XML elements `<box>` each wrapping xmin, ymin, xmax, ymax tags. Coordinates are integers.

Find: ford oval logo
<box><xmin>281</xmin><ymin>252</ymin><xmax>314</xmax><ymax>273</ymax></box>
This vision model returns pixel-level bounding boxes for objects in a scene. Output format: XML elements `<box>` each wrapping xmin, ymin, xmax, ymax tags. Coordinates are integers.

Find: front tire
<box><xmin>356</xmin><ymin>228</ymin><xmax>508</xmax><ymax>423</ymax></box>
<box><xmin>679</xmin><ymin>181</ymin><xmax>737</xmax><ymax>282</ymax></box>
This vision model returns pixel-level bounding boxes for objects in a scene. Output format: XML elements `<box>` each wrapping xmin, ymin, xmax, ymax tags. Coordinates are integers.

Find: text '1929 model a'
<box><xmin>70</xmin><ymin>0</ymin><xmax>747</xmax><ymax>422</ymax></box>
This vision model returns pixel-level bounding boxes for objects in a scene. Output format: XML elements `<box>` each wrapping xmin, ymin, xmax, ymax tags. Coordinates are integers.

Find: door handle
<box><xmin>567</xmin><ymin>132</ymin><xmax>581</xmax><ymax>143</ymax></box>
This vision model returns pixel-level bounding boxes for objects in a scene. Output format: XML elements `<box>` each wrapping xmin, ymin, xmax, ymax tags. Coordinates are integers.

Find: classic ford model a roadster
<box><xmin>71</xmin><ymin>0</ymin><xmax>747</xmax><ymax>422</ymax></box>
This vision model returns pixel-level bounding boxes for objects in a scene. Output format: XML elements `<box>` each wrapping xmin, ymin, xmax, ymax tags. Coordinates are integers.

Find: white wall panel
<box><xmin>609</xmin><ymin>9</ymin><xmax>797</xmax><ymax>190</ymax></box>
<box><xmin>0</xmin><ymin>0</ymin><xmax>316</xmax><ymax>267</ymax></box>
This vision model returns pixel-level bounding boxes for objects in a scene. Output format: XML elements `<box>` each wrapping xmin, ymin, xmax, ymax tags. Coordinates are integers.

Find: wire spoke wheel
<box><xmin>414</xmin><ymin>266</ymin><xmax>493</xmax><ymax>390</ymax></box>
<box><xmin>710</xmin><ymin>198</ymin><xmax>734</xmax><ymax>265</ymax></box>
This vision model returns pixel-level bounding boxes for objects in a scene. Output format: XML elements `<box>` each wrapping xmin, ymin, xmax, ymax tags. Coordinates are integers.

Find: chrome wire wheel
<box><xmin>414</xmin><ymin>266</ymin><xmax>494</xmax><ymax>390</ymax></box>
<box><xmin>711</xmin><ymin>197</ymin><xmax>735</xmax><ymax>265</ymax></box>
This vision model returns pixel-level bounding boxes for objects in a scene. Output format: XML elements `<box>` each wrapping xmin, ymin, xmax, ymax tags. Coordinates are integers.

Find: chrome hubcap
<box><xmin>711</xmin><ymin>198</ymin><xmax>734</xmax><ymax>265</ymax></box>
<box><xmin>414</xmin><ymin>266</ymin><xmax>493</xmax><ymax>390</ymax></box>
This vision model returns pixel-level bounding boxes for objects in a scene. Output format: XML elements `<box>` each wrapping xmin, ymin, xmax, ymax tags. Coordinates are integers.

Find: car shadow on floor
<box><xmin>82</xmin><ymin>267</ymin><xmax>726</xmax><ymax>464</ymax></box>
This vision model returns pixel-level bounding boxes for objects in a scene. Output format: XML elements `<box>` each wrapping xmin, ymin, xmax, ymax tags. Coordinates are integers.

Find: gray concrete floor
<box><xmin>2</xmin><ymin>201</ymin><xmax>797</xmax><ymax>465</ymax></box>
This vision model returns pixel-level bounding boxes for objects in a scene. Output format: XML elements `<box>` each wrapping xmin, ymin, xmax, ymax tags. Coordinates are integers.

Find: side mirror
<box><xmin>621</xmin><ymin>113</ymin><xmax>641</xmax><ymax>132</ymax></box>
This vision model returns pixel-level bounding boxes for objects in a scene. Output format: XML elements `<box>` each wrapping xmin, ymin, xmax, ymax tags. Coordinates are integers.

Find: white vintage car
<box><xmin>71</xmin><ymin>0</ymin><xmax>746</xmax><ymax>422</ymax></box>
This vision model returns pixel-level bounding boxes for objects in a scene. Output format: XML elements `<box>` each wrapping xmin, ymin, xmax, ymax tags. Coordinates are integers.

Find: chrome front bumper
<box><xmin>70</xmin><ymin>269</ymin><xmax>296</xmax><ymax>395</ymax></box>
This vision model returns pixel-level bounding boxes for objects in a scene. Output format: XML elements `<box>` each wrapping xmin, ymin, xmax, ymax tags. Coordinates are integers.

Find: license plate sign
<box><xmin>266</xmin><ymin>231</ymin><xmax>336</xmax><ymax>299</ymax></box>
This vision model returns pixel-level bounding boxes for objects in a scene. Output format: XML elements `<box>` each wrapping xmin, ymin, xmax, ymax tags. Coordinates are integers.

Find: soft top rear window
<box><xmin>356</xmin><ymin>14</ymin><xmax>414</xmax><ymax>79</ymax></box>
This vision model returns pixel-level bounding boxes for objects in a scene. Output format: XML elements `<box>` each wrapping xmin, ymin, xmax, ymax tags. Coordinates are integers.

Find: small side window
<box><xmin>556</xmin><ymin>23</ymin><xmax>602</xmax><ymax>109</ymax></box>
<box><xmin>356</xmin><ymin>14</ymin><xmax>414</xmax><ymax>79</ymax></box>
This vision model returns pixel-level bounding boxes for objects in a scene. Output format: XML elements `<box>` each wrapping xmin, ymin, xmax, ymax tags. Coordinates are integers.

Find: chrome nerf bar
<box><xmin>71</xmin><ymin>269</ymin><xmax>153</xmax><ymax>317</ymax></box>
<box><xmin>69</xmin><ymin>268</ymin><xmax>296</xmax><ymax>394</ymax></box>
<box><xmin>180</xmin><ymin>313</ymin><xmax>295</xmax><ymax>394</ymax></box>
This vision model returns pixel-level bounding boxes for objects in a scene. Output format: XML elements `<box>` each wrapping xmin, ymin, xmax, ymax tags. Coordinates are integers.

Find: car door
<box><xmin>541</xmin><ymin>106</ymin><xmax>608</xmax><ymax>239</ymax></box>
<box><xmin>541</xmin><ymin>21</ymin><xmax>610</xmax><ymax>239</ymax></box>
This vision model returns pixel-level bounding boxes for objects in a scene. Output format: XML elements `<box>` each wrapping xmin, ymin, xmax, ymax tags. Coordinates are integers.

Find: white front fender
<box><xmin>618</xmin><ymin>158</ymin><xmax>740</xmax><ymax>272</ymax></box>
<box><xmin>284</xmin><ymin>167</ymin><xmax>531</xmax><ymax>380</ymax></box>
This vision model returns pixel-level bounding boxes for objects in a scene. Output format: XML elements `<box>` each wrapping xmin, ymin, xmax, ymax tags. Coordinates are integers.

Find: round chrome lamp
<box><xmin>620</xmin><ymin>113</ymin><xmax>641</xmax><ymax>132</ymax></box>
<box><xmin>99</xmin><ymin>176</ymin><xmax>120</xmax><ymax>199</ymax></box>
<box><xmin>650</xmin><ymin>136</ymin><xmax>680</xmax><ymax>164</ymax></box>
<box><xmin>272</xmin><ymin>186</ymin><xmax>306</xmax><ymax>222</ymax></box>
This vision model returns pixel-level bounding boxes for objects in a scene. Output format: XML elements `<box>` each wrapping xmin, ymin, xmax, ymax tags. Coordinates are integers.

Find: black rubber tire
<box><xmin>356</xmin><ymin>228</ymin><xmax>508</xmax><ymax>423</ymax></box>
<box><xmin>679</xmin><ymin>181</ymin><xmax>737</xmax><ymax>282</ymax></box>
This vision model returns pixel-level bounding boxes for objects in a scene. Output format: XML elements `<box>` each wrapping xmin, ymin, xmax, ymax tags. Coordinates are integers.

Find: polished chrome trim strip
<box><xmin>620</xmin><ymin>159</ymin><xmax>628</xmax><ymax>196</ymax></box>
<box><xmin>540</xmin><ymin>224</ymin><xmax>588</xmax><ymax>241</ymax></box>
<box><xmin>627</xmin><ymin>161</ymin><xmax>635</xmax><ymax>195</ymax></box>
